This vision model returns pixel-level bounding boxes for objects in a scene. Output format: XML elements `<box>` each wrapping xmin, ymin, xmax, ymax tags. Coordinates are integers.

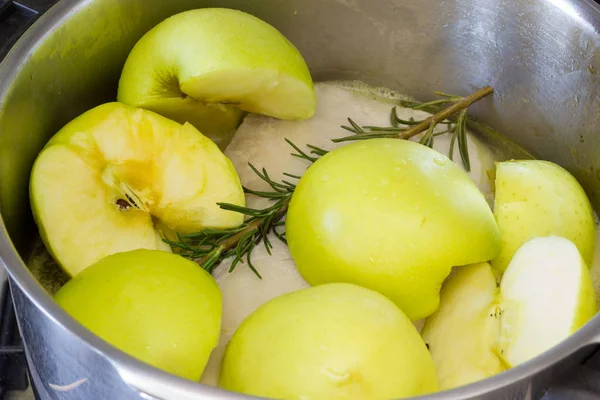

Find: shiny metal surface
<box><xmin>0</xmin><ymin>0</ymin><xmax>600</xmax><ymax>399</ymax></box>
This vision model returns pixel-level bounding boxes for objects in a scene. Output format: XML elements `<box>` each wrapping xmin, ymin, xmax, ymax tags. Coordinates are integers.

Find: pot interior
<box><xmin>0</xmin><ymin>0</ymin><xmax>600</xmax><ymax>397</ymax></box>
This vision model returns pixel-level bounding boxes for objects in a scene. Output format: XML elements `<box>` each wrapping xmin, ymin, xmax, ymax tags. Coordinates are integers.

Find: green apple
<box><xmin>422</xmin><ymin>236</ymin><xmax>597</xmax><ymax>389</ymax></box>
<box><xmin>117</xmin><ymin>8</ymin><xmax>316</xmax><ymax>149</ymax></box>
<box><xmin>497</xmin><ymin>236</ymin><xmax>597</xmax><ymax>367</ymax></box>
<box><xmin>30</xmin><ymin>102</ymin><xmax>245</xmax><ymax>277</ymax></box>
<box><xmin>219</xmin><ymin>282</ymin><xmax>438</xmax><ymax>399</ymax></box>
<box><xmin>492</xmin><ymin>160</ymin><xmax>596</xmax><ymax>273</ymax></box>
<box><xmin>286</xmin><ymin>138</ymin><xmax>501</xmax><ymax>321</ymax></box>
<box><xmin>54</xmin><ymin>249</ymin><xmax>222</xmax><ymax>381</ymax></box>
<box><xmin>421</xmin><ymin>262</ymin><xmax>505</xmax><ymax>390</ymax></box>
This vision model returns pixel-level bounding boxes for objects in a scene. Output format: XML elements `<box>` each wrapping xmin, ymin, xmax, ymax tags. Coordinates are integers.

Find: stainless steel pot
<box><xmin>1</xmin><ymin>0</ymin><xmax>600</xmax><ymax>399</ymax></box>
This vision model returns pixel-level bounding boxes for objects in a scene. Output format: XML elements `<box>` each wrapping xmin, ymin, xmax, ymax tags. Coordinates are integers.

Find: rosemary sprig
<box><xmin>169</xmin><ymin>86</ymin><xmax>494</xmax><ymax>276</ymax></box>
<box><xmin>335</xmin><ymin>86</ymin><xmax>494</xmax><ymax>170</ymax></box>
<box><xmin>164</xmin><ymin>141</ymin><xmax>322</xmax><ymax>278</ymax></box>
<box><xmin>163</xmin><ymin>165</ymin><xmax>295</xmax><ymax>277</ymax></box>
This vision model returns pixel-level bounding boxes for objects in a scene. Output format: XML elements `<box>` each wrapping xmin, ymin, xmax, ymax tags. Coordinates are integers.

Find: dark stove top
<box><xmin>0</xmin><ymin>0</ymin><xmax>55</xmax><ymax>60</ymax></box>
<box><xmin>3</xmin><ymin>1</ymin><xmax>600</xmax><ymax>399</ymax></box>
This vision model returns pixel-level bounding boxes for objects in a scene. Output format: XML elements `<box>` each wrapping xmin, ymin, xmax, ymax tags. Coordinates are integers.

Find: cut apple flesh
<box><xmin>117</xmin><ymin>8</ymin><xmax>316</xmax><ymax>147</ymax></box>
<box><xmin>422</xmin><ymin>237</ymin><xmax>597</xmax><ymax>389</ymax></box>
<box><xmin>30</xmin><ymin>102</ymin><xmax>245</xmax><ymax>276</ymax></box>
<box><xmin>421</xmin><ymin>263</ymin><xmax>505</xmax><ymax>390</ymax></box>
<box><xmin>498</xmin><ymin>236</ymin><xmax>597</xmax><ymax>367</ymax></box>
<box><xmin>180</xmin><ymin>70</ymin><xmax>316</xmax><ymax>120</ymax></box>
<box><xmin>139</xmin><ymin>98</ymin><xmax>244</xmax><ymax>150</ymax></box>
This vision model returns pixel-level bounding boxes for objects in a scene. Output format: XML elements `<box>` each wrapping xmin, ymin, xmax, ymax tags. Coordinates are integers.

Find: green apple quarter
<box><xmin>117</xmin><ymin>8</ymin><xmax>316</xmax><ymax>148</ymax></box>
<box><xmin>286</xmin><ymin>138</ymin><xmax>501</xmax><ymax>321</ymax></box>
<box><xmin>423</xmin><ymin>236</ymin><xmax>597</xmax><ymax>389</ymax></box>
<box><xmin>497</xmin><ymin>236</ymin><xmax>597</xmax><ymax>367</ymax></box>
<box><xmin>218</xmin><ymin>283</ymin><xmax>438</xmax><ymax>400</ymax></box>
<box><xmin>29</xmin><ymin>102</ymin><xmax>245</xmax><ymax>277</ymax></box>
<box><xmin>492</xmin><ymin>160</ymin><xmax>596</xmax><ymax>273</ymax></box>
<box><xmin>54</xmin><ymin>249</ymin><xmax>222</xmax><ymax>381</ymax></box>
<box><xmin>421</xmin><ymin>262</ymin><xmax>505</xmax><ymax>390</ymax></box>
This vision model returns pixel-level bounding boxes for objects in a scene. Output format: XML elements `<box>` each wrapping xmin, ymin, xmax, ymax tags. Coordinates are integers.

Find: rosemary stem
<box><xmin>399</xmin><ymin>86</ymin><xmax>494</xmax><ymax>140</ymax></box>
<box><xmin>192</xmin><ymin>199</ymin><xmax>290</xmax><ymax>266</ymax></box>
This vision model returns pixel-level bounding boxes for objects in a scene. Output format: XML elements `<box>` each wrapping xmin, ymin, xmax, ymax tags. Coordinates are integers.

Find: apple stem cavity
<box><xmin>169</xmin><ymin>87</ymin><xmax>496</xmax><ymax>277</ymax></box>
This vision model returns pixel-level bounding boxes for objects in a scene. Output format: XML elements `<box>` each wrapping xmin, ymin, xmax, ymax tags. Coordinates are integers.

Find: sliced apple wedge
<box><xmin>422</xmin><ymin>236</ymin><xmax>597</xmax><ymax>389</ymax></box>
<box><xmin>421</xmin><ymin>263</ymin><xmax>505</xmax><ymax>390</ymax></box>
<box><xmin>30</xmin><ymin>102</ymin><xmax>245</xmax><ymax>277</ymax></box>
<box><xmin>117</xmin><ymin>8</ymin><xmax>316</xmax><ymax>148</ymax></box>
<box><xmin>492</xmin><ymin>160</ymin><xmax>596</xmax><ymax>273</ymax></box>
<box><xmin>498</xmin><ymin>236</ymin><xmax>597</xmax><ymax>367</ymax></box>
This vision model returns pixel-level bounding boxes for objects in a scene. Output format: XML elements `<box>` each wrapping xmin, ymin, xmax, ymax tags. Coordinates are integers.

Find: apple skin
<box><xmin>218</xmin><ymin>283</ymin><xmax>438</xmax><ymax>400</ymax></box>
<box><xmin>492</xmin><ymin>160</ymin><xmax>596</xmax><ymax>273</ymax></box>
<box><xmin>117</xmin><ymin>8</ymin><xmax>316</xmax><ymax>148</ymax></box>
<box><xmin>29</xmin><ymin>102</ymin><xmax>245</xmax><ymax>277</ymax></box>
<box><xmin>286</xmin><ymin>138</ymin><xmax>501</xmax><ymax>321</ymax></box>
<box><xmin>421</xmin><ymin>263</ymin><xmax>505</xmax><ymax>390</ymax></box>
<box><xmin>54</xmin><ymin>249</ymin><xmax>222</xmax><ymax>381</ymax></box>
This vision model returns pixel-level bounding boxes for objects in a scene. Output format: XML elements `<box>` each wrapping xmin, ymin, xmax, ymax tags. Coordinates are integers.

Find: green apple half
<box><xmin>492</xmin><ymin>160</ymin><xmax>596</xmax><ymax>273</ymax></box>
<box><xmin>286</xmin><ymin>138</ymin><xmax>501</xmax><ymax>321</ymax></box>
<box><xmin>117</xmin><ymin>8</ymin><xmax>316</xmax><ymax>149</ymax></box>
<box><xmin>422</xmin><ymin>236</ymin><xmax>597</xmax><ymax>390</ymax></box>
<box><xmin>54</xmin><ymin>249</ymin><xmax>222</xmax><ymax>381</ymax></box>
<box><xmin>30</xmin><ymin>102</ymin><xmax>245</xmax><ymax>277</ymax></box>
<box><xmin>219</xmin><ymin>283</ymin><xmax>438</xmax><ymax>400</ymax></box>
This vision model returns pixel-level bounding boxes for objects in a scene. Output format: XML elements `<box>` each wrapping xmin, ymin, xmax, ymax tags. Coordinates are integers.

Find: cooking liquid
<box><xmin>26</xmin><ymin>81</ymin><xmax>600</xmax><ymax>386</ymax></box>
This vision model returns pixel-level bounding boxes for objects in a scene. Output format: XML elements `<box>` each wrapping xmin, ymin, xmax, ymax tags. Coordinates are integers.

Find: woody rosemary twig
<box><xmin>165</xmin><ymin>86</ymin><xmax>494</xmax><ymax>277</ymax></box>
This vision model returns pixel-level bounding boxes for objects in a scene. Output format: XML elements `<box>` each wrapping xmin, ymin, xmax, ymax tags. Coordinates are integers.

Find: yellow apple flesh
<box><xmin>422</xmin><ymin>236</ymin><xmax>597</xmax><ymax>389</ymax></box>
<box><xmin>492</xmin><ymin>160</ymin><xmax>596</xmax><ymax>273</ymax></box>
<box><xmin>421</xmin><ymin>263</ymin><xmax>505</xmax><ymax>390</ymax></box>
<box><xmin>286</xmin><ymin>138</ymin><xmax>501</xmax><ymax>320</ymax></box>
<box><xmin>219</xmin><ymin>283</ymin><xmax>438</xmax><ymax>400</ymax></box>
<box><xmin>30</xmin><ymin>102</ymin><xmax>245</xmax><ymax>276</ymax></box>
<box><xmin>54</xmin><ymin>249</ymin><xmax>222</xmax><ymax>381</ymax></box>
<box><xmin>117</xmin><ymin>8</ymin><xmax>316</xmax><ymax>148</ymax></box>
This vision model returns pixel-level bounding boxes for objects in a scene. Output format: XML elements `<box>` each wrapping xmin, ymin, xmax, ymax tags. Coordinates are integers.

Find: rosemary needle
<box><xmin>169</xmin><ymin>87</ymin><xmax>494</xmax><ymax>276</ymax></box>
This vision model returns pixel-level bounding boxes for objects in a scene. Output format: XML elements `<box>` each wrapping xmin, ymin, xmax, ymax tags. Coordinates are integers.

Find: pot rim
<box><xmin>1</xmin><ymin>0</ymin><xmax>600</xmax><ymax>399</ymax></box>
